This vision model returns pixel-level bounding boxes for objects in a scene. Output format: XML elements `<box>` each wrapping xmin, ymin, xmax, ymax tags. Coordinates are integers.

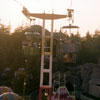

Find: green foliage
<box><xmin>1</xmin><ymin>24</ymin><xmax>100</xmax><ymax>96</ymax></box>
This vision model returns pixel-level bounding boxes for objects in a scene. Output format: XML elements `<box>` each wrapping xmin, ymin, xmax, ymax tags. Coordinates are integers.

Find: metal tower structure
<box><xmin>22</xmin><ymin>8</ymin><xmax>67</xmax><ymax>100</ymax></box>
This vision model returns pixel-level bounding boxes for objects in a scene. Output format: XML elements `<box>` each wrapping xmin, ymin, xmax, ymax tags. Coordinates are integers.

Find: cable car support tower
<box><xmin>21</xmin><ymin>7</ymin><xmax>67</xmax><ymax>100</ymax></box>
<box><xmin>13</xmin><ymin>0</ymin><xmax>66</xmax><ymax>99</ymax></box>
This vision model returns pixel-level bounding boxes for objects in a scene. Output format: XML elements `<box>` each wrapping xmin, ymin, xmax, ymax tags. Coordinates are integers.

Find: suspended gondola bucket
<box><xmin>62</xmin><ymin>42</ymin><xmax>81</xmax><ymax>63</ymax></box>
<box><xmin>64</xmin><ymin>53</ymin><xmax>73</xmax><ymax>63</ymax></box>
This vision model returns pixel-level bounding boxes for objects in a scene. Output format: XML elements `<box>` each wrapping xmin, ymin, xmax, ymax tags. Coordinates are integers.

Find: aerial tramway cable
<box><xmin>13</xmin><ymin>0</ymin><xmax>36</xmax><ymax>25</ymax></box>
<box><xmin>13</xmin><ymin>0</ymin><xmax>24</xmax><ymax>7</ymax></box>
<box><xmin>70</xmin><ymin>0</ymin><xmax>73</xmax><ymax>9</ymax></box>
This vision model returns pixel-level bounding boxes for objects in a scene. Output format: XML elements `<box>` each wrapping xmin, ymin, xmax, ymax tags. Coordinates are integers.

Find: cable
<box><xmin>70</xmin><ymin>0</ymin><xmax>72</xmax><ymax>9</ymax></box>
<box><xmin>13</xmin><ymin>0</ymin><xmax>24</xmax><ymax>7</ymax></box>
<box><xmin>66</xmin><ymin>0</ymin><xmax>73</xmax><ymax>9</ymax></box>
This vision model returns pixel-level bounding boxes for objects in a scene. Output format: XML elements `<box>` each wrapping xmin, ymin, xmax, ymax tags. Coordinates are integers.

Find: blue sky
<box><xmin>0</xmin><ymin>0</ymin><xmax>100</xmax><ymax>36</ymax></box>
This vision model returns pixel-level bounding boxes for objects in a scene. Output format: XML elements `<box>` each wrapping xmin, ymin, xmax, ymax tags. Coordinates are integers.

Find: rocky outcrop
<box><xmin>53</xmin><ymin>63</ymin><xmax>100</xmax><ymax>100</ymax></box>
<box><xmin>78</xmin><ymin>63</ymin><xmax>100</xmax><ymax>99</ymax></box>
<box><xmin>89</xmin><ymin>65</ymin><xmax>100</xmax><ymax>98</ymax></box>
<box><xmin>80</xmin><ymin>94</ymin><xmax>93</xmax><ymax>100</ymax></box>
<box><xmin>80</xmin><ymin>63</ymin><xmax>94</xmax><ymax>92</ymax></box>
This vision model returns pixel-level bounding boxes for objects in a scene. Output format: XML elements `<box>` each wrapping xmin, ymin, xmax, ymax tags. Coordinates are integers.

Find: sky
<box><xmin>0</xmin><ymin>0</ymin><xmax>100</xmax><ymax>36</ymax></box>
